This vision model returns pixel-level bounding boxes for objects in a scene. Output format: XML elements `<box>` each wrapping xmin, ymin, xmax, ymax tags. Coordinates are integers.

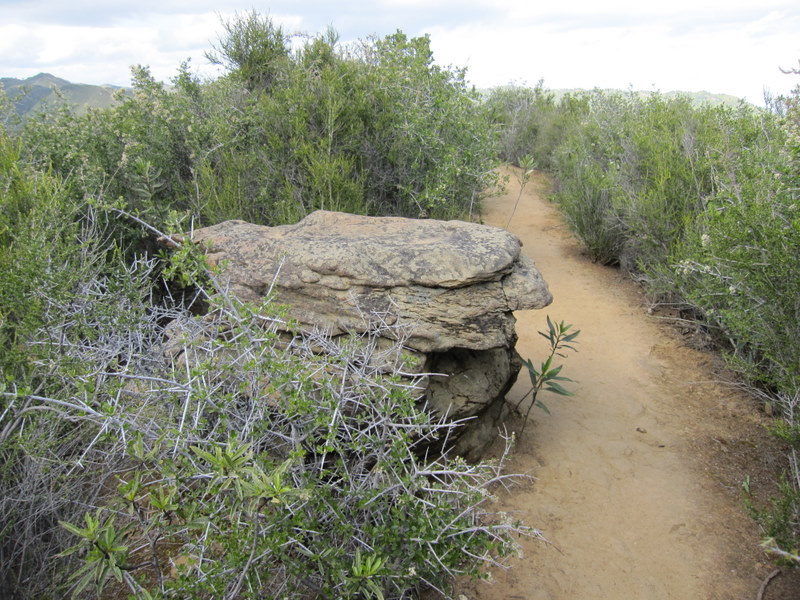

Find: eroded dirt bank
<box><xmin>454</xmin><ymin>168</ymin><xmax>794</xmax><ymax>600</ymax></box>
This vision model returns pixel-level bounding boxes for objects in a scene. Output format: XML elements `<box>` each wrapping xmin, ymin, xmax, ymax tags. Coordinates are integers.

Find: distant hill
<box><xmin>1</xmin><ymin>72</ymin><xmax>125</xmax><ymax>120</ymax></box>
<box><xmin>656</xmin><ymin>89</ymin><xmax>746</xmax><ymax>107</ymax></box>
<box><xmin>479</xmin><ymin>84</ymin><xmax>750</xmax><ymax>108</ymax></box>
<box><xmin>552</xmin><ymin>87</ymin><xmax>748</xmax><ymax>108</ymax></box>
<box><xmin>2</xmin><ymin>73</ymin><xmax>752</xmax><ymax>125</ymax></box>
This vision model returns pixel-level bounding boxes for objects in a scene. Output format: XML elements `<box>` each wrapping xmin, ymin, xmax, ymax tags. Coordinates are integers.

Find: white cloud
<box><xmin>0</xmin><ymin>24</ymin><xmax>31</xmax><ymax>63</ymax></box>
<box><xmin>427</xmin><ymin>4</ymin><xmax>800</xmax><ymax>102</ymax></box>
<box><xmin>1</xmin><ymin>1</ymin><xmax>798</xmax><ymax>102</ymax></box>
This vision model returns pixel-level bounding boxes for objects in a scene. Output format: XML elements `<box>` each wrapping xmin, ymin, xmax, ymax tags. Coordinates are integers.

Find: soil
<box><xmin>444</xmin><ymin>168</ymin><xmax>799</xmax><ymax>600</ymax></box>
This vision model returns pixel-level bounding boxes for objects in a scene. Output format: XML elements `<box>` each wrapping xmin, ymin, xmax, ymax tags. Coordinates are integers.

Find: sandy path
<box><xmin>458</xmin><ymin>168</ymin><xmax>783</xmax><ymax>600</ymax></box>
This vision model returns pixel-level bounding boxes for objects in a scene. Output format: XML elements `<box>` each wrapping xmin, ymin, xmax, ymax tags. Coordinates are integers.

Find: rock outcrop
<box><xmin>174</xmin><ymin>210</ymin><xmax>552</xmax><ymax>458</ymax></box>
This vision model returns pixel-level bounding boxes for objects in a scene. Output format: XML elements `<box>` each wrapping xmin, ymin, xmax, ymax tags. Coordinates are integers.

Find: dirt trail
<box><xmin>458</xmin><ymin>168</ymin><xmax>792</xmax><ymax>600</ymax></box>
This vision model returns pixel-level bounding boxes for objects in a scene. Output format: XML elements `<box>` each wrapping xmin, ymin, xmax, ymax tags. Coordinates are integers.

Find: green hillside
<box><xmin>0</xmin><ymin>72</ymin><xmax>124</xmax><ymax>119</ymax></box>
<box><xmin>478</xmin><ymin>85</ymin><xmax>749</xmax><ymax>108</ymax></box>
<box><xmin>556</xmin><ymin>87</ymin><xmax>747</xmax><ymax>107</ymax></box>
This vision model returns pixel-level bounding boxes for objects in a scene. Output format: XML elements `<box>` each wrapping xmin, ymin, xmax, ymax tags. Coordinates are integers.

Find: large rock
<box><xmin>186</xmin><ymin>212</ymin><xmax>551</xmax><ymax>351</ymax></box>
<box><xmin>172</xmin><ymin>211</ymin><xmax>552</xmax><ymax>458</ymax></box>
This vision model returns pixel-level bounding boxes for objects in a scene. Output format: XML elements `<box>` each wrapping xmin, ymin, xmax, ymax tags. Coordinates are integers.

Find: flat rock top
<box><xmin>182</xmin><ymin>210</ymin><xmax>552</xmax><ymax>351</ymax></box>
<box><xmin>190</xmin><ymin>210</ymin><xmax>524</xmax><ymax>289</ymax></box>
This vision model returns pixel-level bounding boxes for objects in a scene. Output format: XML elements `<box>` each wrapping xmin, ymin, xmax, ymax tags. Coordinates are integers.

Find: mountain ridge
<box><xmin>2</xmin><ymin>72</ymin><xmax>751</xmax><ymax>123</ymax></box>
<box><xmin>479</xmin><ymin>84</ymin><xmax>750</xmax><ymax>108</ymax></box>
<box><xmin>1</xmin><ymin>72</ymin><xmax>125</xmax><ymax>119</ymax></box>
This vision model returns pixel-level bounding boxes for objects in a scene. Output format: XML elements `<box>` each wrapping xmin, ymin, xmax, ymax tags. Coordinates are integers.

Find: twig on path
<box><xmin>504</xmin><ymin>157</ymin><xmax>535</xmax><ymax>230</ymax></box>
<box><xmin>541</xmin><ymin>536</ymin><xmax>565</xmax><ymax>555</ymax></box>
<box><xmin>755</xmin><ymin>568</ymin><xmax>781</xmax><ymax>600</ymax></box>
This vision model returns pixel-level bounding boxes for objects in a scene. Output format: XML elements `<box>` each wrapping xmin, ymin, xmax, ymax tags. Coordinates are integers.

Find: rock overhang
<box><xmin>183</xmin><ymin>210</ymin><xmax>552</xmax><ymax>353</ymax></box>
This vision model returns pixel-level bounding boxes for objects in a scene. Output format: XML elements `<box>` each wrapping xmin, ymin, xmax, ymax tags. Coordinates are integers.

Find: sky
<box><xmin>1</xmin><ymin>0</ymin><xmax>799</xmax><ymax>105</ymax></box>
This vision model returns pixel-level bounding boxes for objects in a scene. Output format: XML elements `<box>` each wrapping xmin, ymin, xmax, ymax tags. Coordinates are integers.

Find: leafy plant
<box><xmin>351</xmin><ymin>549</ymin><xmax>388</xmax><ymax>599</ymax></box>
<box><xmin>484</xmin><ymin>82</ymin><xmax>577</xmax><ymax>170</ymax></box>
<box><xmin>58</xmin><ymin>510</ymin><xmax>132</xmax><ymax>598</ymax></box>
<box><xmin>0</xmin><ymin>215</ymin><xmax>537</xmax><ymax>599</ymax></box>
<box><xmin>513</xmin><ymin>317</ymin><xmax>580</xmax><ymax>434</ymax></box>
<box><xmin>0</xmin><ymin>19</ymin><xmax>516</xmax><ymax>594</ymax></box>
<box><xmin>504</xmin><ymin>154</ymin><xmax>536</xmax><ymax>230</ymax></box>
<box><xmin>15</xmin><ymin>13</ymin><xmax>498</xmax><ymax>249</ymax></box>
<box><xmin>490</xmin><ymin>72</ymin><xmax>800</xmax><ymax>569</ymax></box>
<box><xmin>743</xmin><ymin>469</ymin><xmax>800</xmax><ymax>566</ymax></box>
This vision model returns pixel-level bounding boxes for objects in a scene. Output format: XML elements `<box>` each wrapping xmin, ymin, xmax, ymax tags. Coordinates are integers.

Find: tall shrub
<box><xmin>18</xmin><ymin>13</ymin><xmax>498</xmax><ymax>233</ymax></box>
<box><xmin>665</xmin><ymin>72</ymin><xmax>799</xmax><ymax>564</ymax></box>
<box><xmin>488</xmin><ymin>76</ymin><xmax>799</xmax><ymax>565</ymax></box>
<box><xmin>0</xmin><ymin>214</ymin><xmax>531</xmax><ymax>597</ymax></box>
<box><xmin>485</xmin><ymin>83</ymin><xmax>586</xmax><ymax>171</ymax></box>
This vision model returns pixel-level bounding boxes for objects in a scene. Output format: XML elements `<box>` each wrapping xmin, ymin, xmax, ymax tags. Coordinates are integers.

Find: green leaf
<box><xmin>544</xmin><ymin>364</ymin><xmax>564</xmax><ymax>378</ymax></box>
<box><xmin>190</xmin><ymin>445</ymin><xmax>218</xmax><ymax>465</ymax></box>
<box><xmin>70</xmin><ymin>565</ymin><xmax>99</xmax><ymax>597</ymax></box>
<box><xmin>59</xmin><ymin>520</ymin><xmax>90</xmax><ymax>540</ymax></box>
<box><xmin>541</xmin><ymin>355</ymin><xmax>553</xmax><ymax>374</ymax></box>
<box><xmin>522</xmin><ymin>357</ymin><xmax>539</xmax><ymax>380</ymax></box>
<box><xmin>544</xmin><ymin>381</ymin><xmax>574</xmax><ymax>396</ymax></box>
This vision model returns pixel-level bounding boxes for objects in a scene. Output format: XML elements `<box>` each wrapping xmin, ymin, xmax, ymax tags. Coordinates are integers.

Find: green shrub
<box><xmin>664</xmin><ymin>77</ymin><xmax>800</xmax><ymax>563</ymax></box>
<box><xmin>0</xmin><ymin>128</ymin><xmax>169</xmax><ymax>594</ymax></box>
<box><xmin>485</xmin><ymin>83</ymin><xmax>587</xmax><ymax>171</ymax></box>
<box><xmin>0</xmin><ymin>19</ymin><xmax>519</xmax><ymax>596</ymax></box>
<box><xmin>490</xmin><ymin>77</ymin><xmax>799</xmax><ymax>563</ymax></box>
<box><xmin>666</xmin><ymin>172</ymin><xmax>798</xmax><ymax>392</ymax></box>
<box><xmin>548</xmin><ymin>103</ymin><xmax>627</xmax><ymax>265</ymax></box>
<box><xmin>550</xmin><ymin>92</ymin><xmax>737</xmax><ymax>268</ymax></box>
<box><xmin>488</xmin><ymin>88</ymin><xmax>780</xmax><ymax>272</ymax></box>
<box><xmin>18</xmin><ymin>13</ymin><xmax>498</xmax><ymax>232</ymax></box>
<box><xmin>1</xmin><ymin>230</ymin><xmax>530</xmax><ymax>598</ymax></box>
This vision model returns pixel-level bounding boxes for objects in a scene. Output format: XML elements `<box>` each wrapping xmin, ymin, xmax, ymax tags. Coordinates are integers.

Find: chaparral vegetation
<box><xmin>485</xmin><ymin>72</ymin><xmax>800</xmax><ymax>566</ymax></box>
<box><xmin>0</xmin><ymin>13</ymin><xmax>520</xmax><ymax>599</ymax></box>
<box><xmin>1</xmin><ymin>9</ymin><xmax>798</xmax><ymax>599</ymax></box>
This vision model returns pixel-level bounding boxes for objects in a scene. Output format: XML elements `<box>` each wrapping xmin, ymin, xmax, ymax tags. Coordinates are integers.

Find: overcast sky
<box><xmin>1</xmin><ymin>0</ymin><xmax>798</xmax><ymax>104</ymax></box>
